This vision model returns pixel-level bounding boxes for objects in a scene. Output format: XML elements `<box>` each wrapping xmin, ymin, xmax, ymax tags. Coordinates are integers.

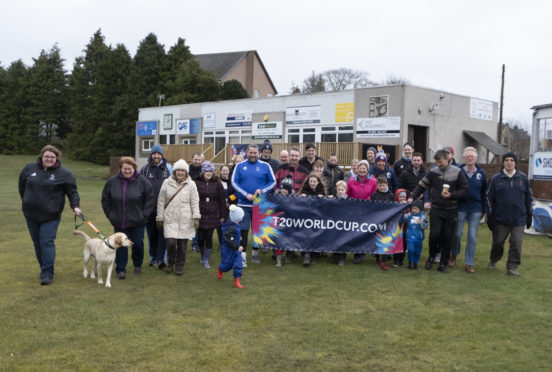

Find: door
<box><xmin>408</xmin><ymin>125</ymin><xmax>428</xmax><ymax>161</ymax></box>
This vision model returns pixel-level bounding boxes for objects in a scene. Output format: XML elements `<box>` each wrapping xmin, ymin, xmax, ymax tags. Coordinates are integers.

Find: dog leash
<box><xmin>75</xmin><ymin>213</ymin><xmax>115</xmax><ymax>250</ymax></box>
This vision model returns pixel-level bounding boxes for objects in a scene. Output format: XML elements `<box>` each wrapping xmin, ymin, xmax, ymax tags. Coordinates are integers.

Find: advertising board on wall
<box><xmin>136</xmin><ymin>121</ymin><xmax>157</xmax><ymax>136</ymax></box>
<box><xmin>252</xmin><ymin>121</ymin><xmax>283</xmax><ymax>139</ymax></box>
<box><xmin>470</xmin><ymin>98</ymin><xmax>493</xmax><ymax>120</ymax></box>
<box><xmin>286</xmin><ymin>105</ymin><xmax>321</xmax><ymax>124</ymax></box>
<box><xmin>203</xmin><ymin>113</ymin><xmax>216</xmax><ymax>129</ymax></box>
<box><xmin>356</xmin><ymin>116</ymin><xmax>401</xmax><ymax>138</ymax></box>
<box><xmin>226</xmin><ymin>111</ymin><xmax>252</xmax><ymax>127</ymax></box>
<box><xmin>335</xmin><ymin>103</ymin><xmax>355</xmax><ymax>123</ymax></box>
<box><xmin>533</xmin><ymin>152</ymin><xmax>552</xmax><ymax>180</ymax></box>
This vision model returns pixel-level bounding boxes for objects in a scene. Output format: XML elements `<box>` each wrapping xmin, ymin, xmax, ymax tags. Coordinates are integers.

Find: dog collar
<box><xmin>104</xmin><ymin>239</ymin><xmax>116</xmax><ymax>250</ymax></box>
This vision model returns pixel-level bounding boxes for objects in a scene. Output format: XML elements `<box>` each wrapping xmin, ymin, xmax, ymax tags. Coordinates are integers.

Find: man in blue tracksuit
<box><xmin>140</xmin><ymin>144</ymin><xmax>172</xmax><ymax>268</ymax></box>
<box><xmin>486</xmin><ymin>152</ymin><xmax>533</xmax><ymax>276</ymax></box>
<box><xmin>231</xmin><ymin>144</ymin><xmax>276</xmax><ymax>265</ymax></box>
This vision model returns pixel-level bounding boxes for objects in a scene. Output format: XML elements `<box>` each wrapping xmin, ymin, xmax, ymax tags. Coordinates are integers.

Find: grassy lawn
<box><xmin>1</xmin><ymin>154</ymin><xmax>551</xmax><ymax>371</ymax></box>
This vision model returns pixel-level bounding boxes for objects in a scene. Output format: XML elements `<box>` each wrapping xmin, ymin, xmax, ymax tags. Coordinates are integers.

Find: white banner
<box><xmin>533</xmin><ymin>152</ymin><xmax>552</xmax><ymax>180</ymax></box>
<box><xmin>470</xmin><ymin>98</ymin><xmax>493</xmax><ymax>121</ymax></box>
<box><xmin>356</xmin><ymin>116</ymin><xmax>401</xmax><ymax>138</ymax></box>
<box><xmin>286</xmin><ymin>105</ymin><xmax>321</xmax><ymax>124</ymax></box>
<box><xmin>176</xmin><ymin>119</ymin><xmax>190</xmax><ymax>135</ymax></box>
<box><xmin>252</xmin><ymin>121</ymin><xmax>283</xmax><ymax>139</ymax></box>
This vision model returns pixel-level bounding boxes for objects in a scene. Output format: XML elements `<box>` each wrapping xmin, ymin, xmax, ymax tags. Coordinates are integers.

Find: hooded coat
<box><xmin>156</xmin><ymin>176</ymin><xmax>201</xmax><ymax>239</ymax></box>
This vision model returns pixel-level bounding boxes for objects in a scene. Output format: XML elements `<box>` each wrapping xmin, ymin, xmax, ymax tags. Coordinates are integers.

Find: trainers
<box><xmin>413</xmin><ymin>263</ymin><xmax>418</xmax><ymax>270</ymax></box>
<box><xmin>157</xmin><ymin>262</ymin><xmax>166</xmax><ymax>270</ymax></box>
<box><xmin>437</xmin><ymin>265</ymin><xmax>450</xmax><ymax>273</ymax></box>
<box><xmin>133</xmin><ymin>266</ymin><xmax>141</xmax><ymax>274</ymax></box>
<box><xmin>251</xmin><ymin>256</ymin><xmax>261</xmax><ymax>265</ymax></box>
<box><xmin>425</xmin><ymin>258</ymin><xmax>434</xmax><ymax>270</ymax></box>
<box><xmin>204</xmin><ymin>261</ymin><xmax>211</xmax><ymax>269</ymax></box>
<box><xmin>117</xmin><ymin>271</ymin><xmax>126</xmax><ymax>279</ymax></box>
<box><xmin>408</xmin><ymin>263</ymin><xmax>414</xmax><ymax>270</ymax></box>
<box><xmin>434</xmin><ymin>253</ymin><xmax>441</xmax><ymax>263</ymax></box>
<box><xmin>338</xmin><ymin>258</ymin><xmax>345</xmax><ymax>267</ymax></box>
<box><xmin>40</xmin><ymin>274</ymin><xmax>53</xmax><ymax>285</ymax></box>
<box><xmin>275</xmin><ymin>255</ymin><xmax>282</xmax><ymax>268</ymax></box>
<box><xmin>176</xmin><ymin>266</ymin><xmax>184</xmax><ymax>275</ymax></box>
<box><xmin>392</xmin><ymin>260</ymin><xmax>399</xmax><ymax>268</ymax></box>
<box><xmin>398</xmin><ymin>260</ymin><xmax>405</xmax><ymax>267</ymax></box>
<box><xmin>192</xmin><ymin>245</ymin><xmax>199</xmax><ymax>253</ymax></box>
<box><xmin>507</xmin><ymin>268</ymin><xmax>520</xmax><ymax>276</ymax></box>
<box><xmin>487</xmin><ymin>261</ymin><xmax>496</xmax><ymax>270</ymax></box>
<box><xmin>303</xmin><ymin>252</ymin><xmax>311</xmax><ymax>266</ymax></box>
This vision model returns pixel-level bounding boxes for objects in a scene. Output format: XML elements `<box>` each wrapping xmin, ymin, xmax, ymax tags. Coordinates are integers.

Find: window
<box><xmin>159</xmin><ymin>135</ymin><xmax>176</xmax><ymax>145</ymax></box>
<box><xmin>537</xmin><ymin>118</ymin><xmax>552</xmax><ymax>152</ymax></box>
<box><xmin>163</xmin><ymin>114</ymin><xmax>173</xmax><ymax>130</ymax></box>
<box><xmin>320</xmin><ymin>125</ymin><xmax>354</xmax><ymax>143</ymax></box>
<box><xmin>142</xmin><ymin>139</ymin><xmax>154</xmax><ymax>151</ymax></box>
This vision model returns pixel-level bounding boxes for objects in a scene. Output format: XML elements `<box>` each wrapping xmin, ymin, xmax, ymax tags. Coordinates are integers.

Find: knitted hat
<box><xmin>151</xmin><ymin>144</ymin><xmax>163</xmax><ymax>155</ymax></box>
<box><xmin>502</xmin><ymin>152</ymin><xmax>517</xmax><ymax>164</ymax></box>
<box><xmin>412</xmin><ymin>199</ymin><xmax>424</xmax><ymax>210</ymax></box>
<box><xmin>260</xmin><ymin>139</ymin><xmax>273</xmax><ymax>153</ymax></box>
<box><xmin>395</xmin><ymin>188</ymin><xmax>408</xmax><ymax>201</ymax></box>
<box><xmin>367</xmin><ymin>146</ymin><xmax>377</xmax><ymax>155</ymax></box>
<box><xmin>375</xmin><ymin>151</ymin><xmax>387</xmax><ymax>162</ymax></box>
<box><xmin>280</xmin><ymin>175</ymin><xmax>293</xmax><ymax>193</ymax></box>
<box><xmin>443</xmin><ymin>146</ymin><xmax>454</xmax><ymax>154</ymax></box>
<box><xmin>201</xmin><ymin>161</ymin><xmax>215</xmax><ymax>173</ymax></box>
<box><xmin>229</xmin><ymin>205</ymin><xmax>245</xmax><ymax>223</ymax></box>
<box><xmin>173</xmin><ymin>159</ymin><xmax>189</xmax><ymax>172</ymax></box>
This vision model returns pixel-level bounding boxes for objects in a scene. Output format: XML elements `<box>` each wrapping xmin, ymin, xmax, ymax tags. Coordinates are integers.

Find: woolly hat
<box><xmin>151</xmin><ymin>144</ymin><xmax>163</xmax><ymax>155</ymax></box>
<box><xmin>395</xmin><ymin>188</ymin><xmax>408</xmax><ymax>201</ymax></box>
<box><xmin>412</xmin><ymin>199</ymin><xmax>424</xmax><ymax>211</ymax></box>
<box><xmin>367</xmin><ymin>146</ymin><xmax>377</xmax><ymax>155</ymax></box>
<box><xmin>502</xmin><ymin>152</ymin><xmax>517</xmax><ymax>164</ymax></box>
<box><xmin>229</xmin><ymin>204</ymin><xmax>245</xmax><ymax>223</ymax></box>
<box><xmin>280</xmin><ymin>175</ymin><xmax>293</xmax><ymax>193</ymax></box>
<box><xmin>260</xmin><ymin>139</ymin><xmax>273</xmax><ymax>153</ymax></box>
<box><xmin>375</xmin><ymin>151</ymin><xmax>387</xmax><ymax>162</ymax></box>
<box><xmin>173</xmin><ymin>159</ymin><xmax>189</xmax><ymax>172</ymax></box>
<box><xmin>443</xmin><ymin>146</ymin><xmax>454</xmax><ymax>154</ymax></box>
<box><xmin>201</xmin><ymin>161</ymin><xmax>215</xmax><ymax>173</ymax></box>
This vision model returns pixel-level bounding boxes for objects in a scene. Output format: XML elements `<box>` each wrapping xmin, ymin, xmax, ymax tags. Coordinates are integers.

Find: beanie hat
<box><xmin>280</xmin><ymin>175</ymin><xmax>293</xmax><ymax>193</ymax></box>
<box><xmin>502</xmin><ymin>152</ymin><xmax>517</xmax><ymax>164</ymax></box>
<box><xmin>395</xmin><ymin>188</ymin><xmax>408</xmax><ymax>201</ymax></box>
<box><xmin>151</xmin><ymin>144</ymin><xmax>163</xmax><ymax>156</ymax></box>
<box><xmin>375</xmin><ymin>151</ymin><xmax>387</xmax><ymax>162</ymax></box>
<box><xmin>201</xmin><ymin>161</ymin><xmax>215</xmax><ymax>173</ymax></box>
<box><xmin>358</xmin><ymin>160</ymin><xmax>371</xmax><ymax>169</ymax></box>
<box><xmin>229</xmin><ymin>205</ymin><xmax>245</xmax><ymax>223</ymax></box>
<box><xmin>412</xmin><ymin>199</ymin><xmax>424</xmax><ymax>211</ymax></box>
<box><xmin>261</xmin><ymin>139</ymin><xmax>273</xmax><ymax>153</ymax></box>
<box><xmin>173</xmin><ymin>159</ymin><xmax>189</xmax><ymax>172</ymax></box>
<box><xmin>305</xmin><ymin>143</ymin><xmax>316</xmax><ymax>151</ymax></box>
<box><xmin>443</xmin><ymin>146</ymin><xmax>454</xmax><ymax>154</ymax></box>
<box><xmin>367</xmin><ymin>146</ymin><xmax>377</xmax><ymax>155</ymax></box>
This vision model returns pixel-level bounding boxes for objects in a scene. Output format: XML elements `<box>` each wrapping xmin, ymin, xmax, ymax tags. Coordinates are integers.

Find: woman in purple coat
<box><xmin>195</xmin><ymin>161</ymin><xmax>227</xmax><ymax>269</ymax></box>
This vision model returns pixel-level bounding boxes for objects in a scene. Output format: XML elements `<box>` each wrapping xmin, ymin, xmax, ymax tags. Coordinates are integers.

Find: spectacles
<box><xmin>43</xmin><ymin>156</ymin><xmax>56</xmax><ymax>159</ymax></box>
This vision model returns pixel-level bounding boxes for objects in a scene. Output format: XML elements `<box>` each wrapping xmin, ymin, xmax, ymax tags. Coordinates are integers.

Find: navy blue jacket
<box><xmin>486</xmin><ymin>169</ymin><xmax>533</xmax><ymax>226</ymax></box>
<box><xmin>19</xmin><ymin>158</ymin><xmax>80</xmax><ymax>222</ymax></box>
<box><xmin>370</xmin><ymin>165</ymin><xmax>399</xmax><ymax>193</ymax></box>
<box><xmin>457</xmin><ymin>164</ymin><xmax>487</xmax><ymax>214</ymax></box>
<box><xmin>140</xmin><ymin>157</ymin><xmax>172</xmax><ymax>215</ymax></box>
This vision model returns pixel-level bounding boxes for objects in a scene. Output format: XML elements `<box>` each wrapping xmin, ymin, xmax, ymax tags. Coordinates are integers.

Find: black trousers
<box><xmin>428</xmin><ymin>208</ymin><xmax>457</xmax><ymax>267</ymax></box>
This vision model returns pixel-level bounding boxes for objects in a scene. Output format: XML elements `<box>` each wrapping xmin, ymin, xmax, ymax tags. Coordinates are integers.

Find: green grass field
<box><xmin>1</xmin><ymin>155</ymin><xmax>551</xmax><ymax>371</ymax></box>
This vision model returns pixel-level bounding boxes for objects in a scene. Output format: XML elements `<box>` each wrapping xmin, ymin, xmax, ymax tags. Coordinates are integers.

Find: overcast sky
<box><xmin>1</xmin><ymin>0</ymin><xmax>550</xmax><ymax>127</ymax></box>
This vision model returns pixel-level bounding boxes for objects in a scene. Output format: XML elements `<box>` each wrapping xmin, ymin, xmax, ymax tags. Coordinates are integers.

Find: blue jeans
<box><xmin>115</xmin><ymin>225</ymin><xmax>145</xmax><ymax>273</ymax></box>
<box><xmin>26</xmin><ymin>217</ymin><xmax>60</xmax><ymax>276</ymax></box>
<box><xmin>453</xmin><ymin>211</ymin><xmax>482</xmax><ymax>266</ymax></box>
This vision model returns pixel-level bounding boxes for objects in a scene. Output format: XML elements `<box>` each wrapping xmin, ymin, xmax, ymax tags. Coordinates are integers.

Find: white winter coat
<box><xmin>157</xmin><ymin>176</ymin><xmax>201</xmax><ymax>239</ymax></box>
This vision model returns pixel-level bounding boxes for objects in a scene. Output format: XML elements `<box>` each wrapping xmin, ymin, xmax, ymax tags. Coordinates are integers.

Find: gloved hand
<box><xmin>487</xmin><ymin>216</ymin><xmax>495</xmax><ymax>232</ymax></box>
<box><xmin>194</xmin><ymin>218</ymin><xmax>200</xmax><ymax>230</ymax></box>
<box><xmin>526</xmin><ymin>214</ymin><xmax>532</xmax><ymax>229</ymax></box>
<box><xmin>156</xmin><ymin>220</ymin><xmax>163</xmax><ymax>230</ymax></box>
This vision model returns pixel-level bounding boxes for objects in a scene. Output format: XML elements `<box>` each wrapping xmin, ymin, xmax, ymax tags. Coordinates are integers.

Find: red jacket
<box><xmin>346</xmin><ymin>175</ymin><xmax>377</xmax><ymax>200</ymax></box>
<box><xmin>275</xmin><ymin>163</ymin><xmax>308</xmax><ymax>193</ymax></box>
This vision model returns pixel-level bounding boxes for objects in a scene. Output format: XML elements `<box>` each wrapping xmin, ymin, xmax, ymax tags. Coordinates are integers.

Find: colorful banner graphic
<box><xmin>252</xmin><ymin>194</ymin><xmax>408</xmax><ymax>254</ymax></box>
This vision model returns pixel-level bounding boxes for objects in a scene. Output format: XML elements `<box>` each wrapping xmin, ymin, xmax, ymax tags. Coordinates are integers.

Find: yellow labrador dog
<box><xmin>74</xmin><ymin>230</ymin><xmax>132</xmax><ymax>287</ymax></box>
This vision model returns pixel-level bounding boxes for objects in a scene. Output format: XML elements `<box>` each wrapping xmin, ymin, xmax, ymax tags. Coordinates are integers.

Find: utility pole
<box><xmin>498</xmin><ymin>64</ymin><xmax>505</xmax><ymax>144</ymax></box>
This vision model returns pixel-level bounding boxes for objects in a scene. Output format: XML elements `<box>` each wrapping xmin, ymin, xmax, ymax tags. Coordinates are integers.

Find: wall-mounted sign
<box><xmin>369</xmin><ymin>96</ymin><xmax>389</xmax><ymax>117</ymax></box>
<box><xmin>136</xmin><ymin>121</ymin><xmax>157</xmax><ymax>136</ymax></box>
<box><xmin>203</xmin><ymin>113</ymin><xmax>216</xmax><ymax>129</ymax></box>
<box><xmin>226</xmin><ymin>111</ymin><xmax>252</xmax><ymax>127</ymax></box>
<box><xmin>356</xmin><ymin>116</ymin><xmax>401</xmax><ymax>138</ymax></box>
<box><xmin>176</xmin><ymin>119</ymin><xmax>190</xmax><ymax>135</ymax></box>
<box><xmin>335</xmin><ymin>103</ymin><xmax>355</xmax><ymax>123</ymax></box>
<box><xmin>533</xmin><ymin>152</ymin><xmax>552</xmax><ymax>180</ymax></box>
<box><xmin>252</xmin><ymin>121</ymin><xmax>283</xmax><ymax>139</ymax></box>
<box><xmin>286</xmin><ymin>105</ymin><xmax>321</xmax><ymax>124</ymax></box>
<box><xmin>190</xmin><ymin>118</ymin><xmax>200</xmax><ymax>134</ymax></box>
<box><xmin>470</xmin><ymin>98</ymin><xmax>493</xmax><ymax>120</ymax></box>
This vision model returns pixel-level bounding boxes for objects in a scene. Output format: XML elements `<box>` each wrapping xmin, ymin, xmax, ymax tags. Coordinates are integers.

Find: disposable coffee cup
<box><xmin>443</xmin><ymin>184</ymin><xmax>450</xmax><ymax>193</ymax></box>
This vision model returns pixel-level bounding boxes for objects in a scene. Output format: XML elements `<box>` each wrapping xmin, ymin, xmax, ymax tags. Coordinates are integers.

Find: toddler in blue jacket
<box><xmin>403</xmin><ymin>199</ymin><xmax>428</xmax><ymax>269</ymax></box>
<box><xmin>217</xmin><ymin>205</ymin><xmax>245</xmax><ymax>288</ymax></box>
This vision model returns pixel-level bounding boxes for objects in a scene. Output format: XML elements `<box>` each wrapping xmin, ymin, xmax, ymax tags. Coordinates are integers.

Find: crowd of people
<box><xmin>19</xmin><ymin>140</ymin><xmax>533</xmax><ymax>287</ymax></box>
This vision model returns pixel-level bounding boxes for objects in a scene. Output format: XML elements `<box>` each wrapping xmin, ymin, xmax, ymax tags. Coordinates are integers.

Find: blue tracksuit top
<box><xmin>231</xmin><ymin>159</ymin><xmax>276</xmax><ymax>207</ymax></box>
<box><xmin>457</xmin><ymin>163</ymin><xmax>487</xmax><ymax>214</ymax></box>
<box><xmin>402</xmin><ymin>211</ymin><xmax>427</xmax><ymax>242</ymax></box>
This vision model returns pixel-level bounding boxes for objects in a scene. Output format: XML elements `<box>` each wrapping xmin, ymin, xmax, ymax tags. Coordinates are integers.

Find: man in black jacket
<box><xmin>393</xmin><ymin>142</ymin><xmax>414</xmax><ymax>177</ymax></box>
<box><xmin>259</xmin><ymin>139</ymin><xmax>280</xmax><ymax>173</ymax></box>
<box><xmin>409</xmin><ymin>149</ymin><xmax>469</xmax><ymax>273</ymax></box>
<box><xmin>299</xmin><ymin>143</ymin><xmax>323</xmax><ymax>173</ymax></box>
<box><xmin>323</xmin><ymin>152</ymin><xmax>344</xmax><ymax>196</ymax></box>
<box><xmin>140</xmin><ymin>144</ymin><xmax>172</xmax><ymax>268</ymax></box>
<box><xmin>189</xmin><ymin>152</ymin><xmax>203</xmax><ymax>181</ymax></box>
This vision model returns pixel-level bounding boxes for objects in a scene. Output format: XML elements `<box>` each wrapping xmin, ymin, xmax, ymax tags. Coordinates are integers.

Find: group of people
<box><xmin>20</xmin><ymin>140</ymin><xmax>533</xmax><ymax>287</ymax></box>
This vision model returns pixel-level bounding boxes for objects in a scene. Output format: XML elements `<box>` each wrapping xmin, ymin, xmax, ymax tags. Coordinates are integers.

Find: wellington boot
<box><xmin>275</xmin><ymin>254</ymin><xmax>282</xmax><ymax>268</ymax></box>
<box><xmin>217</xmin><ymin>267</ymin><xmax>223</xmax><ymax>279</ymax></box>
<box><xmin>234</xmin><ymin>277</ymin><xmax>243</xmax><ymax>289</ymax></box>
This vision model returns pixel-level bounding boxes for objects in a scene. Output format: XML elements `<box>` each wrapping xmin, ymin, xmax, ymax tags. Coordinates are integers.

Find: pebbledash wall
<box><xmin>135</xmin><ymin>84</ymin><xmax>498</xmax><ymax>168</ymax></box>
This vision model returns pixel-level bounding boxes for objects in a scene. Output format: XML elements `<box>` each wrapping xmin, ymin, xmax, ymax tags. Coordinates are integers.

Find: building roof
<box><xmin>531</xmin><ymin>103</ymin><xmax>552</xmax><ymax>110</ymax></box>
<box><xmin>464</xmin><ymin>130</ymin><xmax>507</xmax><ymax>155</ymax></box>
<box><xmin>194</xmin><ymin>50</ymin><xmax>278</xmax><ymax>94</ymax></box>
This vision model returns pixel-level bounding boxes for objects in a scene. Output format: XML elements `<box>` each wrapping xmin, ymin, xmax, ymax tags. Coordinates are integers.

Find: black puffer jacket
<box><xmin>195</xmin><ymin>176</ymin><xmax>227</xmax><ymax>229</ymax></box>
<box><xmin>323</xmin><ymin>163</ymin><xmax>345</xmax><ymax>196</ymax></box>
<box><xmin>398</xmin><ymin>164</ymin><xmax>427</xmax><ymax>193</ymax></box>
<box><xmin>411</xmin><ymin>164</ymin><xmax>469</xmax><ymax>210</ymax></box>
<box><xmin>19</xmin><ymin>158</ymin><xmax>80</xmax><ymax>222</ymax></box>
<box><xmin>101</xmin><ymin>171</ymin><xmax>155</xmax><ymax>229</ymax></box>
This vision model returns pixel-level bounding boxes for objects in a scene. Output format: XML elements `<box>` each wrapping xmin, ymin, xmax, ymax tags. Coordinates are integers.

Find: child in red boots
<box><xmin>217</xmin><ymin>205</ymin><xmax>245</xmax><ymax>288</ymax></box>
